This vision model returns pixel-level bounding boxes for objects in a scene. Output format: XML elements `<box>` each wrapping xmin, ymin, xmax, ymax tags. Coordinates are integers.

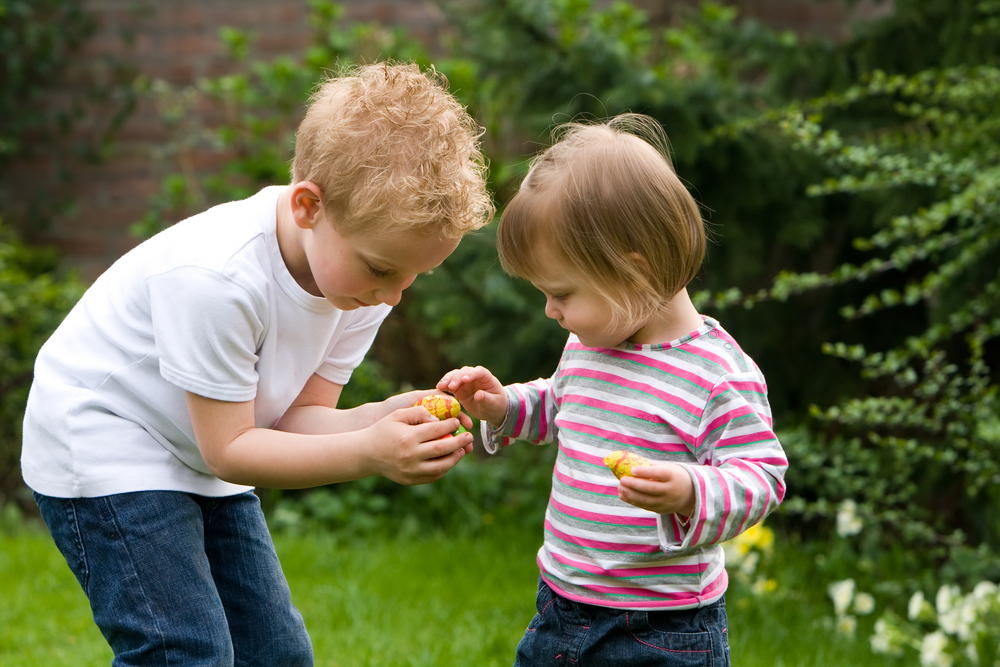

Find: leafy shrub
<box><xmin>0</xmin><ymin>224</ymin><xmax>84</xmax><ymax>505</ymax></box>
<box><xmin>709</xmin><ymin>59</ymin><xmax>1000</xmax><ymax>584</ymax></box>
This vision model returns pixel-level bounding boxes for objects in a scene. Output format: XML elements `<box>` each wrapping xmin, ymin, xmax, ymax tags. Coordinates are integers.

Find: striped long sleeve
<box><xmin>482</xmin><ymin>316</ymin><xmax>787</xmax><ymax>610</ymax></box>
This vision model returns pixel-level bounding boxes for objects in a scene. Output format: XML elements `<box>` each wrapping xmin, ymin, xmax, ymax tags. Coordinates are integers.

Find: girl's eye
<box><xmin>551</xmin><ymin>294</ymin><xmax>569</xmax><ymax>302</ymax></box>
<box><xmin>367</xmin><ymin>265</ymin><xmax>390</xmax><ymax>278</ymax></box>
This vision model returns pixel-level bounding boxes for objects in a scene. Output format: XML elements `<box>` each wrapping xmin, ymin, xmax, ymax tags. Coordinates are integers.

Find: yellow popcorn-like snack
<box><xmin>415</xmin><ymin>395</ymin><xmax>467</xmax><ymax>436</ymax></box>
<box><xmin>603</xmin><ymin>450</ymin><xmax>652</xmax><ymax>479</ymax></box>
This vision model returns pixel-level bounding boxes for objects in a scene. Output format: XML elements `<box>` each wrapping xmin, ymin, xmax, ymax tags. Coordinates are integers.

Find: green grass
<box><xmin>1</xmin><ymin>519</ymin><xmax>909</xmax><ymax>666</ymax></box>
<box><xmin>0</xmin><ymin>525</ymin><xmax>114</xmax><ymax>666</ymax></box>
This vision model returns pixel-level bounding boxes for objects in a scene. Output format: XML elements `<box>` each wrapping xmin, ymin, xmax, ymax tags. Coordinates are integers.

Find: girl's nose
<box><xmin>544</xmin><ymin>299</ymin><xmax>560</xmax><ymax>321</ymax></box>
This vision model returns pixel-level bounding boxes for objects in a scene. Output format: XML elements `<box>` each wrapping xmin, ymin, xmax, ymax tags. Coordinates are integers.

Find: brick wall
<box><xmin>4</xmin><ymin>0</ymin><xmax>892</xmax><ymax>280</ymax></box>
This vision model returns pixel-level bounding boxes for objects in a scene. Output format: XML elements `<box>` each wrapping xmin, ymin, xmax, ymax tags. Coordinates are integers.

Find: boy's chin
<box><xmin>329</xmin><ymin>296</ymin><xmax>369</xmax><ymax>310</ymax></box>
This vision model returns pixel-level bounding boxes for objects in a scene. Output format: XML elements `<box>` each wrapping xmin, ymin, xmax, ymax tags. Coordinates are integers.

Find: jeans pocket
<box><xmin>34</xmin><ymin>493</ymin><xmax>91</xmax><ymax>593</ymax></box>
<box><xmin>625</xmin><ymin>611</ymin><xmax>718</xmax><ymax>667</ymax></box>
<box><xmin>525</xmin><ymin>579</ymin><xmax>556</xmax><ymax>633</ymax></box>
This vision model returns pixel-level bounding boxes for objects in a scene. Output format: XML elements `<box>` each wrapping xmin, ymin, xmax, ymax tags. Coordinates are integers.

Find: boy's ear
<box><xmin>290</xmin><ymin>181</ymin><xmax>324</xmax><ymax>230</ymax></box>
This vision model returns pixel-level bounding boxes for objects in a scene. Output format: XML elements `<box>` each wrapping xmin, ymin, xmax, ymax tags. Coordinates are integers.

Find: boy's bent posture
<box><xmin>22</xmin><ymin>62</ymin><xmax>492</xmax><ymax>666</ymax></box>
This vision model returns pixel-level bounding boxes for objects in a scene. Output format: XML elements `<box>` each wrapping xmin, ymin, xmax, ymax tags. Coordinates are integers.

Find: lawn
<box><xmin>1</xmin><ymin>518</ymin><xmax>907</xmax><ymax>666</ymax></box>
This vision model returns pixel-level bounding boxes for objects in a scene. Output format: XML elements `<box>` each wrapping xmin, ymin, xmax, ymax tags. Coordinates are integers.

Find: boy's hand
<box><xmin>367</xmin><ymin>405</ymin><xmax>474</xmax><ymax>485</ymax></box>
<box><xmin>436</xmin><ymin>366</ymin><xmax>507</xmax><ymax>427</ymax></box>
<box><xmin>617</xmin><ymin>463</ymin><xmax>696</xmax><ymax>518</ymax></box>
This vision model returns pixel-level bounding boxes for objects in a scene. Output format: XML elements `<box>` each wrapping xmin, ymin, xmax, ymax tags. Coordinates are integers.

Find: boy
<box><xmin>21</xmin><ymin>62</ymin><xmax>492</xmax><ymax>665</ymax></box>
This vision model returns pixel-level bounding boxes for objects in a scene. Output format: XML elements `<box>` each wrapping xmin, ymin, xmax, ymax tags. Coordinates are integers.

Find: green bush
<box><xmin>712</xmin><ymin>59</ymin><xmax>1000</xmax><ymax>575</ymax></box>
<box><xmin>0</xmin><ymin>224</ymin><xmax>84</xmax><ymax>505</ymax></box>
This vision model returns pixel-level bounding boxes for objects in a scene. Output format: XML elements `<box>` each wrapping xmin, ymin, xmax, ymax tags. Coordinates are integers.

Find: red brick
<box><xmin>158</xmin><ymin>5</ymin><xmax>209</xmax><ymax>28</ymax></box>
<box><xmin>37</xmin><ymin>231</ymin><xmax>110</xmax><ymax>258</ymax></box>
<box><xmin>158</xmin><ymin>34</ymin><xmax>225</xmax><ymax>58</ymax></box>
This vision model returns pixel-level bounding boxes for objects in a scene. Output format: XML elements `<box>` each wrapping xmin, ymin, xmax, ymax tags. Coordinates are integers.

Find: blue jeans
<box><xmin>514</xmin><ymin>579</ymin><xmax>730</xmax><ymax>666</ymax></box>
<box><xmin>34</xmin><ymin>490</ymin><xmax>313</xmax><ymax>667</ymax></box>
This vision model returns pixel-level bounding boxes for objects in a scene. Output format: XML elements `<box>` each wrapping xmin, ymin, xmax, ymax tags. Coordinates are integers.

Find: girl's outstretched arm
<box><xmin>437</xmin><ymin>365</ymin><xmax>508</xmax><ymax>427</ymax></box>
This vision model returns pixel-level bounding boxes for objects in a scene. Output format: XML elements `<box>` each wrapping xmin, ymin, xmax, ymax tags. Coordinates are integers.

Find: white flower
<box><xmin>936</xmin><ymin>586</ymin><xmax>963</xmax><ymax>636</ymax></box>
<box><xmin>828</xmin><ymin>578</ymin><xmax>856</xmax><ymax>616</ymax></box>
<box><xmin>936</xmin><ymin>584</ymin><xmax>961</xmax><ymax>616</ymax></box>
<box><xmin>919</xmin><ymin>631</ymin><xmax>952</xmax><ymax>667</ymax></box>
<box><xmin>870</xmin><ymin>618</ymin><xmax>905</xmax><ymax>656</ymax></box>
<box><xmin>971</xmin><ymin>580</ymin><xmax>997</xmax><ymax>602</ymax></box>
<box><xmin>909</xmin><ymin>591</ymin><xmax>926</xmax><ymax>621</ymax></box>
<box><xmin>955</xmin><ymin>598</ymin><xmax>979</xmax><ymax>642</ymax></box>
<box><xmin>962</xmin><ymin>642</ymin><xmax>978</xmax><ymax>666</ymax></box>
<box><xmin>836</xmin><ymin>499</ymin><xmax>863</xmax><ymax>537</ymax></box>
<box><xmin>836</xmin><ymin>614</ymin><xmax>857</xmax><ymax>637</ymax></box>
<box><xmin>740</xmin><ymin>550</ymin><xmax>760</xmax><ymax>577</ymax></box>
<box><xmin>853</xmin><ymin>592</ymin><xmax>876</xmax><ymax>615</ymax></box>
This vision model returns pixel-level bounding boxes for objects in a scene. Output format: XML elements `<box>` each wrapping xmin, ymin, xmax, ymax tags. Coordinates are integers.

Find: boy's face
<box><xmin>302</xmin><ymin>218</ymin><xmax>460</xmax><ymax>311</ymax></box>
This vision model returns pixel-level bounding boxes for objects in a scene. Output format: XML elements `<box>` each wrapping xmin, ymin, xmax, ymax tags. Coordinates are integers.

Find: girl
<box><xmin>439</xmin><ymin>114</ymin><xmax>788</xmax><ymax>666</ymax></box>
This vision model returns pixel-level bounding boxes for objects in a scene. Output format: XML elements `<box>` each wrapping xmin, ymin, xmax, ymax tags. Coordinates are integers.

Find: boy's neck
<box><xmin>274</xmin><ymin>185</ymin><xmax>312</xmax><ymax>292</ymax></box>
<box><xmin>628</xmin><ymin>288</ymin><xmax>704</xmax><ymax>345</ymax></box>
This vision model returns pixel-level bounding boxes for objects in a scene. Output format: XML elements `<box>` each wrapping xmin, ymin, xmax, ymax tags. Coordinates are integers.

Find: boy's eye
<box><xmin>367</xmin><ymin>265</ymin><xmax>390</xmax><ymax>278</ymax></box>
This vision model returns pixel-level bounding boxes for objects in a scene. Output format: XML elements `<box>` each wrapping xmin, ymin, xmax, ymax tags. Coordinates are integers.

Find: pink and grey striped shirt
<box><xmin>482</xmin><ymin>316</ymin><xmax>787</xmax><ymax>610</ymax></box>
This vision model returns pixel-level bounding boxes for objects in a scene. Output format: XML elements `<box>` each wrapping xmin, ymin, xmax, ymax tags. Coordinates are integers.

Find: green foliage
<box><xmin>711</xmin><ymin>52</ymin><xmax>1000</xmax><ymax>585</ymax></box>
<box><xmin>0</xmin><ymin>0</ymin><xmax>95</xmax><ymax>170</ymax></box>
<box><xmin>0</xmin><ymin>224</ymin><xmax>85</xmax><ymax>503</ymax></box>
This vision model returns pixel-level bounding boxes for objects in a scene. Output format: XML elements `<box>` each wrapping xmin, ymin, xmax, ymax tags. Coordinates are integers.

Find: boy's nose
<box><xmin>376</xmin><ymin>275</ymin><xmax>416</xmax><ymax>306</ymax></box>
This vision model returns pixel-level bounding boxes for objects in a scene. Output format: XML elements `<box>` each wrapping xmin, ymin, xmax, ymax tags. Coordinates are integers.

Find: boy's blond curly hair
<box><xmin>292</xmin><ymin>62</ymin><xmax>494</xmax><ymax>238</ymax></box>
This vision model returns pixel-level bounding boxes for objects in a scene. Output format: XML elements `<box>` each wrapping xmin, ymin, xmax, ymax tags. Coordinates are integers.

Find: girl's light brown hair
<box><xmin>292</xmin><ymin>62</ymin><xmax>494</xmax><ymax>238</ymax></box>
<box><xmin>497</xmin><ymin>114</ymin><xmax>706</xmax><ymax>328</ymax></box>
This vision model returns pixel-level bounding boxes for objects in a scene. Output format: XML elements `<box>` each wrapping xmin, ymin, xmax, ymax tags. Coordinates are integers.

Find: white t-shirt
<box><xmin>22</xmin><ymin>186</ymin><xmax>391</xmax><ymax>498</ymax></box>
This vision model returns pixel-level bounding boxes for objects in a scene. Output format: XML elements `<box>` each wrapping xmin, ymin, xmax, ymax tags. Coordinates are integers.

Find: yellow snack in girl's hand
<box><xmin>415</xmin><ymin>394</ymin><xmax>467</xmax><ymax>437</ymax></box>
<box><xmin>604</xmin><ymin>450</ymin><xmax>652</xmax><ymax>479</ymax></box>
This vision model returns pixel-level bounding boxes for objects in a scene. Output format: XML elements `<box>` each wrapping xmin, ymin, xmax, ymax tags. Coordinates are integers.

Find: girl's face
<box><xmin>530</xmin><ymin>261</ymin><xmax>639</xmax><ymax>349</ymax></box>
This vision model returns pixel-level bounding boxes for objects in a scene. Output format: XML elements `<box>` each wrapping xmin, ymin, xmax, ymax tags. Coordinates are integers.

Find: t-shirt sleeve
<box><xmin>313</xmin><ymin>304</ymin><xmax>392</xmax><ymax>386</ymax></box>
<box><xmin>481</xmin><ymin>378</ymin><xmax>558</xmax><ymax>453</ymax></box>
<box><xmin>658</xmin><ymin>371</ymin><xmax>788</xmax><ymax>553</ymax></box>
<box><xmin>147</xmin><ymin>267</ymin><xmax>266</xmax><ymax>402</ymax></box>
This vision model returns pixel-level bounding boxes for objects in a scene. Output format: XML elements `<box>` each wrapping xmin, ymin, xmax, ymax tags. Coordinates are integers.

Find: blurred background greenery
<box><xmin>2</xmin><ymin>0</ymin><xmax>999</xmax><ymax>664</ymax></box>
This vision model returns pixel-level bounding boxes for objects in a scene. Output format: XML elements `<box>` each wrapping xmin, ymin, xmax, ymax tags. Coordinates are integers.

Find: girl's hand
<box><xmin>366</xmin><ymin>405</ymin><xmax>474</xmax><ymax>485</ymax></box>
<box><xmin>437</xmin><ymin>366</ymin><xmax>508</xmax><ymax>427</ymax></box>
<box><xmin>617</xmin><ymin>463</ymin><xmax>696</xmax><ymax>518</ymax></box>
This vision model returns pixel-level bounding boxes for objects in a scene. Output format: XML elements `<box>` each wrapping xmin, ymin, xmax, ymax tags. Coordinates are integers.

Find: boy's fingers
<box><xmin>397</xmin><ymin>405</ymin><xmax>440</xmax><ymax>425</ymax></box>
<box><xmin>419</xmin><ymin>419</ymin><xmax>472</xmax><ymax>450</ymax></box>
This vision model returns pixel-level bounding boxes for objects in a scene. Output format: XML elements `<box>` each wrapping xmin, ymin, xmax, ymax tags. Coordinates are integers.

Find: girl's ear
<box><xmin>628</xmin><ymin>252</ymin><xmax>653</xmax><ymax>281</ymax></box>
<box><xmin>290</xmin><ymin>181</ymin><xmax>324</xmax><ymax>230</ymax></box>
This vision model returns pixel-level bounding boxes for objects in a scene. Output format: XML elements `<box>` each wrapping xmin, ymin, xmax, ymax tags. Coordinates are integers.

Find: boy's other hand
<box><xmin>617</xmin><ymin>463</ymin><xmax>696</xmax><ymax>518</ymax></box>
<box><xmin>367</xmin><ymin>405</ymin><xmax>474</xmax><ymax>485</ymax></box>
<box><xmin>436</xmin><ymin>366</ymin><xmax>507</xmax><ymax>427</ymax></box>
